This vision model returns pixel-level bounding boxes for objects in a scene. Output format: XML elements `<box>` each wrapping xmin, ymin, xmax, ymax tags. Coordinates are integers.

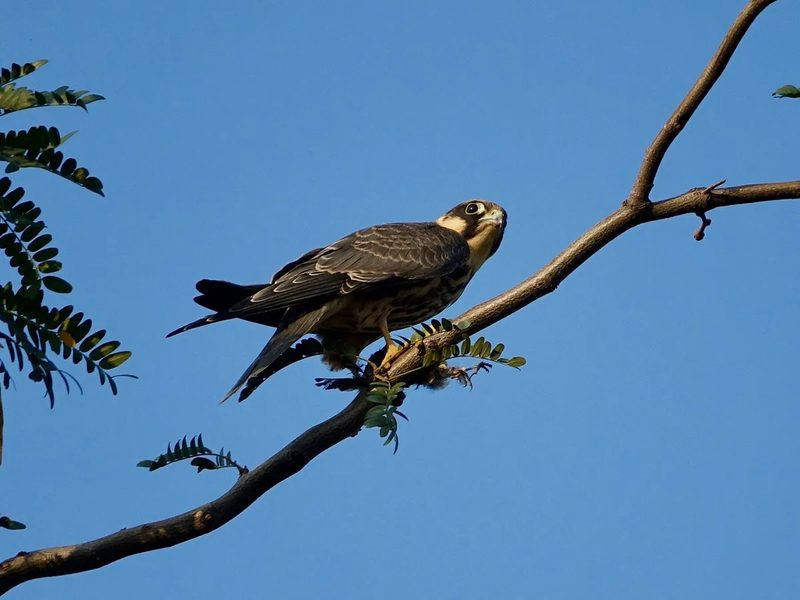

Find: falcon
<box><xmin>168</xmin><ymin>199</ymin><xmax>507</xmax><ymax>401</ymax></box>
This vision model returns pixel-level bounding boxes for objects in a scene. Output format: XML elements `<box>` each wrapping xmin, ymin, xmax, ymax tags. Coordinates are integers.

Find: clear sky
<box><xmin>2</xmin><ymin>1</ymin><xmax>800</xmax><ymax>598</ymax></box>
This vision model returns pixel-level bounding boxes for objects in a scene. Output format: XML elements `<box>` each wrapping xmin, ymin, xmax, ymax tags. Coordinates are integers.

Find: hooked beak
<box><xmin>479</xmin><ymin>208</ymin><xmax>506</xmax><ymax>227</ymax></box>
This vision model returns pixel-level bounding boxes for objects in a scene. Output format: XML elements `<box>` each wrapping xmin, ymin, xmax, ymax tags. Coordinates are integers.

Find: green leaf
<box><xmin>365</xmin><ymin>406</ymin><xmax>387</xmax><ymax>419</ymax></box>
<box><xmin>0</xmin><ymin>517</ymin><xmax>26</xmax><ymax>530</ymax></box>
<box><xmin>0</xmin><ymin>60</ymin><xmax>47</xmax><ymax>85</ymax></box>
<box><xmin>506</xmin><ymin>357</ymin><xmax>526</xmax><ymax>368</ymax></box>
<box><xmin>38</xmin><ymin>260</ymin><xmax>62</xmax><ymax>273</ymax></box>
<box><xmin>490</xmin><ymin>343</ymin><xmax>505</xmax><ymax>360</ymax></box>
<box><xmin>32</xmin><ymin>247</ymin><xmax>58</xmax><ymax>262</ymax></box>
<box><xmin>88</xmin><ymin>341</ymin><xmax>120</xmax><ymax>361</ymax></box>
<box><xmin>20</xmin><ymin>222</ymin><xmax>45</xmax><ymax>243</ymax></box>
<box><xmin>136</xmin><ymin>460</ymin><xmax>154</xmax><ymax>469</ymax></box>
<box><xmin>78</xmin><ymin>329</ymin><xmax>106</xmax><ymax>352</ymax></box>
<box><xmin>773</xmin><ymin>84</ymin><xmax>800</xmax><ymax>99</ymax></box>
<box><xmin>27</xmin><ymin>234</ymin><xmax>51</xmax><ymax>252</ymax></box>
<box><xmin>365</xmin><ymin>391</ymin><xmax>387</xmax><ymax>404</ymax></box>
<box><xmin>98</xmin><ymin>351</ymin><xmax>131</xmax><ymax>369</ymax></box>
<box><xmin>42</xmin><ymin>275</ymin><xmax>72</xmax><ymax>293</ymax></box>
<box><xmin>454</xmin><ymin>319</ymin><xmax>471</xmax><ymax>331</ymax></box>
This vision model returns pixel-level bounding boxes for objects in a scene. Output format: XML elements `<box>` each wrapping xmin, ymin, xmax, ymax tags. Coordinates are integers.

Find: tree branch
<box><xmin>0</xmin><ymin>0</ymin><xmax>793</xmax><ymax>595</ymax></box>
<box><xmin>0</xmin><ymin>391</ymin><xmax>373</xmax><ymax>594</ymax></box>
<box><xmin>626</xmin><ymin>0</ymin><xmax>779</xmax><ymax>207</ymax></box>
<box><xmin>2</xmin><ymin>178</ymin><xmax>798</xmax><ymax>594</ymax></box>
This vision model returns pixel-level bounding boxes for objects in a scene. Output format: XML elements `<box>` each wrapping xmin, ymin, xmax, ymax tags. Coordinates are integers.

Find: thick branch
<box><xmin>627</xmin><ymin>0</ymin><xmax>779</xmax><ymax>206</ymax></box>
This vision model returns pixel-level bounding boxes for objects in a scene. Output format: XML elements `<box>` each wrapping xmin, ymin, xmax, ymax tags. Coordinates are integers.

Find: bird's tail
<box><xmin>220</xmin><ymin>305</ymin><xmax>336</xmax><ymax>403</ymax></box>
<box><xmin>194</xmin><ymin>279</ymin><xmax>265</xmax><ymax>312</ymax></box>
<box><xmin>166</xmin><ymin>313</ymin><xmax>232</xmax><ymax>338</ymax></box>
<box><xmin>167</xmin><ymin>280</ymin><xmax>272</xmax><ymax>338</ymax></box>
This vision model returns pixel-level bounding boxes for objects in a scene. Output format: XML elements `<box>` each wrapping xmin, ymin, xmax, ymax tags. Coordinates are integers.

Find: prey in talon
<box><xmin>167</xmin><ymin>200</ymin><xmax>507</xmax><ymax>402</ymax></box>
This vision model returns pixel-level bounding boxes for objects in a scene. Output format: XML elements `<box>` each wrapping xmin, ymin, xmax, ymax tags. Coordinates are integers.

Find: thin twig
<box><xmin>626</xmin><ymin>0</ymin><xmax>779</xmax><ymax>207</ymax></box>
<box><xmin>694</xmin><ymin>212</ymin><xmax>712</xmax><ymax>241</ymax></box>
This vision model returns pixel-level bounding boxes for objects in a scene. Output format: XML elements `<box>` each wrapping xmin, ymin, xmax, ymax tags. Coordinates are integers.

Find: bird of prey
<box><xmin>168</xmin><ymin>199</ymin><xmax>507</xmax><ymax>401</ymax></box>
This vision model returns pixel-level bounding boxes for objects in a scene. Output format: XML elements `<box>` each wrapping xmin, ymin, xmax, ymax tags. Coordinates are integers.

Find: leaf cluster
<box><xmin>0</xmin><ymin>60</ymin><xmax>104</xmax><ymax>117</ymax></box>
<box><xmin>401</xmin><ymin>318</ymin><xmax>526</xmax><ymax>370</ymax></box>
<box><xmin>1</xmin><ymin>126</ymin><xmax>104</xmax><ymax>195</ymax></box>
<box><xmin>0</xmin><ymin>60</ymin><xmax>130</xmax><ymax>408</ymax></box>
<box><xmin>0</xmin><ymin>281</ymin><xmax>131</xmax><ymax>404</ymax></box>
<box><xmin>364</xmin><ymin>381</ymin><xmax>408</xmax><ymax>454</ymax></box>
<box><xmin>137</xmin><ymin>435</ymin><xmax>247</xmax><ymax>476</ymax></box>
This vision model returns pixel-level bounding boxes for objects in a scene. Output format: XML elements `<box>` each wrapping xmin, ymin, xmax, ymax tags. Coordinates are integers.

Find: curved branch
<box><xmin>0</xmin><ymin>0</ymin><xmax>794</xmax><ymax>595</ymax></box>
<box><xmin>627</xmin><ymin>0</ymin><xmax>779</xmax><ymax>206</ymax></box>
<box><xmin>2</xmin><ymin>178</ymin><xmax>797</xmax><ymax>594</ymax></box>
<box><xmin>0</xmin><ymin>391</ymin><xmax>373</xmax><ymax>594</ymax></box>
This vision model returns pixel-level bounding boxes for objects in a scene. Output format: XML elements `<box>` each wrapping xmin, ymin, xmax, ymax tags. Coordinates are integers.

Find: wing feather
<box><xmin>228</xmin><ymin>222</ymin><xmax>468</xmax><ymax>318</ymax></box>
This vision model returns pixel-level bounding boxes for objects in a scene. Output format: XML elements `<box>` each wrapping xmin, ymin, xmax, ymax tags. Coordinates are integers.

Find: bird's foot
<box><xmin>446</xmin><ymin>361</ymin><xmax>492</xmax><ymax>389</ymax></box>
<box><xmin>372</xmin><ymin>343</ymin><xmax>404</xmax><ymax>381</ymax></box>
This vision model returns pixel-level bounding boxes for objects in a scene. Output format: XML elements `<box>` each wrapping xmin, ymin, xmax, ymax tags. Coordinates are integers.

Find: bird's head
<box><xmin>436</xmin><ymin>200</ymin><xmax>507</xmax><ymax>269</ymax></box>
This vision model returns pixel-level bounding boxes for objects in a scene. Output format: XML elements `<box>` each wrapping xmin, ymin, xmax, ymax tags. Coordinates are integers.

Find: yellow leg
<box><xmin>378</xmin><ymin>315</ymin><xmax>401</xmax><ymax>368</ymax></box>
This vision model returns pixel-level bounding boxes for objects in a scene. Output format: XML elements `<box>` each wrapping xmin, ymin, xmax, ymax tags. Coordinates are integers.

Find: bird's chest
<box><xmin>324</xmin><ymin>270</ymin><xmax>473</xmax><ymax>332</ymax></box>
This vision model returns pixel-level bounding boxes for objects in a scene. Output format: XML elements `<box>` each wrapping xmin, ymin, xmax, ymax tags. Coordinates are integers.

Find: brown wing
<box><xmin>228</xmin><ymin>222</ymin><xmax>469</xmax><ymax>318</ymax></box>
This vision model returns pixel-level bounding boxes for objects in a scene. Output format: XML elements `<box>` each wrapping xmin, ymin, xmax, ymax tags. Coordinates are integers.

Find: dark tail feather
<box><xmin>166</xmin><ymin>312</ymin><xmax>232</xmax><ymax>338</ymax></box>
<box><xmin>167</xmin><ymin>279</ymin><xmax>269</xmax><ymax>338</ymax></box>
<box><xmin>221</xmin><ymin>306</ymin><xmax>334</xmax><ymax>403</ymax></box>
<box><xmin>194</xmin><ymin>279</ymin><xmax>266</xmax><ymax>312</ymax></box>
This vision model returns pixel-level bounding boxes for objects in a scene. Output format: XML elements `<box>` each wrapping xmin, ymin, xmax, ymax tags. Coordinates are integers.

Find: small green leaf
<box><xmin>98</xmin><ymin>351</ymin><xmax>131</xmax><ymax>369</ymax></box>
<box><xmin>454</xmin><ymin>319</ymin><xmax>471</xmax><ymax>331</ymax></box>
<box><xmin>20</xmin><ymin>222</ymin><xmax>44</xmax><ymax>243</ymax></box>
<box><xmin>0</xmin><ymin>517</ymin><xmax>26</xmax><ymax>530</ymax></box>
<box><xmin>32</xmin><ymin>247</ymin><xmax>58</xmax><ymax>262</ymax></box>
<box><xmin>490</xmin><ymin>343</ymin><xmax>505</xmax><ymax>360</ymax></box>
<box><xmin>137</xmin><ymin>460</ymin><xmax>154</xmax><ymax>469</ymax></box>
<box><xmin>365</xmin><ymin>406</ymin><xmax>387</xmax><ymax>419</ymax></box>
<box><xmin>38</xmin><ymin>260</ymin><xmax>62</xmax><ymax>273</ymax></box>
<box><xmin>506</xmin><ymin>356</ymin><xmax>527</xmax><ymax>368</ymax></box>
<box><xmin>42</xmin><ymin>275</ymin><xmax>72</xmax><ymax>293</ymax></box>
<box><xmin>78</xmin><ymin>329</ymin><xmax>106</xmax><ymax>352</ymax></box>
<box><xmin>59</xmin><ymin>158</ymin><xmax>77</xmax><ymax>176</ymax></box>
<box><xmin>27</xmin><ymin>234</ymin><xmax>52</xmax><ymax>252</ymax></box>
<box><xmin>773</xmin><ymin>84</ymin><xmax>800</xmax><ymax>99</ymax></box>
<box><xmin>89</xmin><ymin>341</ymin><xmax>120</xmax><ymax>361</ymax></box>
<box><xmin>366</xmin><ymin>391</ymin><xmax>387</xmax><ymax>404</ymax></box>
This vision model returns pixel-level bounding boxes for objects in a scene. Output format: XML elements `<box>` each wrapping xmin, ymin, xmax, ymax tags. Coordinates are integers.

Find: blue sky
<box><xmin>2</xmin><ymin>1</ymin><xmax>800</xmax><ymax>598</ymax></box>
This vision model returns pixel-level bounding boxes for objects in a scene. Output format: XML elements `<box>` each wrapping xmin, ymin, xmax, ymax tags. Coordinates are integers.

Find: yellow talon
<box><xmin>376</xmin><ymin>314</ymin><xmax>402</xmax><ymax>371</ymax></box>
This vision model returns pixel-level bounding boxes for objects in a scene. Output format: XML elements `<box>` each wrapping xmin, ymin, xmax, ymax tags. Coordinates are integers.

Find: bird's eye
<box><xmin>465</xmin><ymin>202</ymin><xmax>483</xmax><ymax>215</ymax></box>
